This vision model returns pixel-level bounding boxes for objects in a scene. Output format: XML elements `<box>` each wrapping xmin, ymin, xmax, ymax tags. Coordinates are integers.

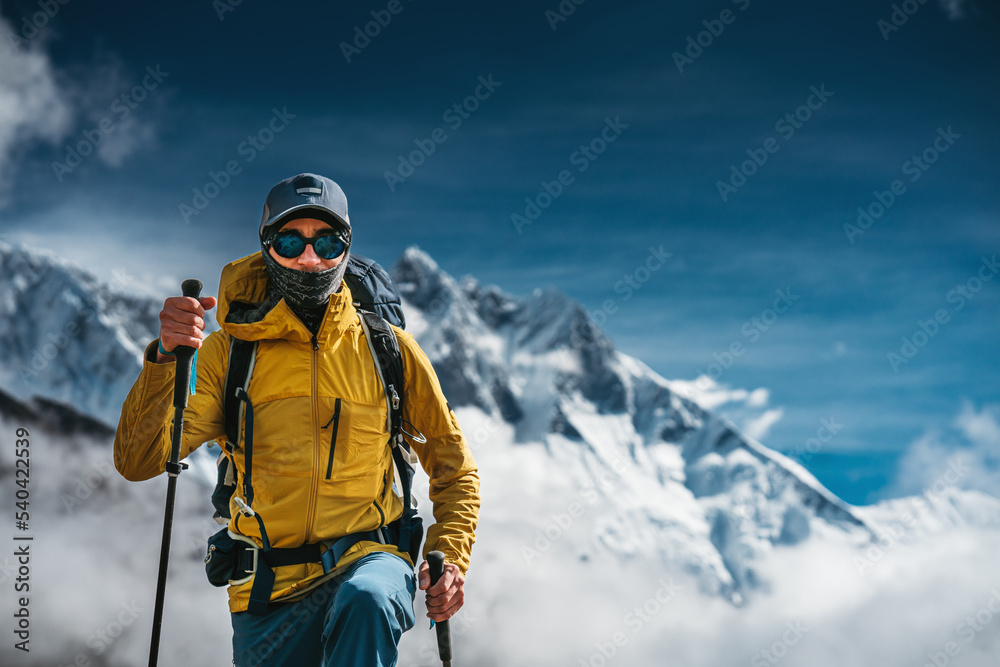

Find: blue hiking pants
<box><xmin>231</xmin><ymin>552</ymin><xmax>416</xmax><ymax>666</ymax></box>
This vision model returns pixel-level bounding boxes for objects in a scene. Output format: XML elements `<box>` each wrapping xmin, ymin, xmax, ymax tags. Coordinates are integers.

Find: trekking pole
<box><xmin>147</xmin><ymin>279</ymin><xmax>202</xmax><ymax>667</ymax></box>
<box><xmin>427</xmin><ymin>551</ymin><xmax>453</xmax><ymax>667</ymax></box>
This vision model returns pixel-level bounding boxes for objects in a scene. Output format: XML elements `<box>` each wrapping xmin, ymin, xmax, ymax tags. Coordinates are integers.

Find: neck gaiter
<box><xmin>260</xmin><ymin>245</ymin><xmax>351</xmax><ymax>335</ymax></box>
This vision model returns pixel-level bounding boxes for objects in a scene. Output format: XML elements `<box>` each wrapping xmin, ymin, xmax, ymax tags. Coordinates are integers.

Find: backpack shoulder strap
<box><xmin>358</xmin><ymin>311</ymin><xmax>405</xmax><ymax>440</ymax></box>
<box><xmin>210</xmin><ymin>336</ymin><xmax>257</xmax><ymax>522</ymax></box>
<box><xmin>358</xmin><ymin>310</ymin><xmax>424</xmax><ymax>556</ymax></box>
<box><xmin>223</xmin><ymin>336</ymin><xmax>258</xmax><ymax>450</ymax></box>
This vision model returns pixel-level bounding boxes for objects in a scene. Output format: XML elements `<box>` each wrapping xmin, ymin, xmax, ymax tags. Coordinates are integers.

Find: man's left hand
<box><xmin>418</xmin><ymin>558</ymin><xmax>465</xmax><ymax>622</ymax></box>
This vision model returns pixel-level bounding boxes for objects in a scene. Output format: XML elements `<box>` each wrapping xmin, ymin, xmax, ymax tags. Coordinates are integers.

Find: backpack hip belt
<box><xmin>240</xmin><ymin>523</ymin><xmax>396</xmax><ymax>616</ymax></box>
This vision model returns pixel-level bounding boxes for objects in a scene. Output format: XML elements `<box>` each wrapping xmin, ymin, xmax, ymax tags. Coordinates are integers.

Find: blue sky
<box><xmin>0</xmin><ymin>0</ymin><xmax>997</xmax><ymax>504</ymax></box>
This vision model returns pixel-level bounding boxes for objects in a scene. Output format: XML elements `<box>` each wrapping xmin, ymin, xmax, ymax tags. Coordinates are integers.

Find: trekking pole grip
<box><xmin>172</xmin><ymin>279</ymin><xmax>202</xmax><ymax>409</ymax></box>
<box><xmin>427</xmin><ymin>550</ymin><xmax>453</xmax><ymax>665</ymax></box>
<box><xmin>181</xmin><ymin>279</ymin><xmax>202</xmax><ymax>298</ymax></box>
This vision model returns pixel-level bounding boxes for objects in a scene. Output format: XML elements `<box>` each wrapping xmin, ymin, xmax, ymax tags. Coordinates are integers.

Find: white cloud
<box><xmin>667</xmin><ymin>375</ymin><xmax>785</xmax><ymax>443</ymax></box>
<box><xmin>746</xmin><ymin>386</ymin><xmax>770</xmax><ymax>407</ymax></box>
<box><xmin>0</xmin><ymin>21</ymin><xmax>161</xmax><ymax>203</ymax></box>
<box><xmin>744</xmin><ymin>407</ymin><xmax>785</xmax><ymax>442</ymax></box>
<box><xmin>954</xmin><ymin>400</ymin><xmax>1000</xmax><ymax>444</ymax></box>
<box><xmin>63</xmin><ymin>53</ymin><xmax>161</xmax><ymax>168</ymax></box>
<box><xmin>668</xmin><ymin>374</ymin><xmax>763</xmax><ymax>411</ymax></box>
<box><xmin>95</xmin><ymin>113</ymin><xmax>157</xmax><ymax>167</ymax></box>
<box><xmin>403</xmin><ymin>513</ymin><xmax>1000</xmax><ymax>667</ymax></box>
<box><xmin>886</xmin><ymin>400</ymin><xmax>1000</xmax><ymax>499</ymax></box>
<box><xmin>0</xmin><ymin>16</ymin><xmax>73</xmax><ymax>199</ymax></box>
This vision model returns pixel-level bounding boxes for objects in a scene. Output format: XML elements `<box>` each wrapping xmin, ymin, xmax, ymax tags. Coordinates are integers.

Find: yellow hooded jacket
<box><xmin>114</xmin><ymin>252</ymin><xmax>480</xmax><ymax>613</ymax></box>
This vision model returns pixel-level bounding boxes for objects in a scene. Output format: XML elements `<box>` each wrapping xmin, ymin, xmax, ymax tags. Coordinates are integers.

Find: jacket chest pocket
<box><xmin>322</xmin><ymin>399</ymin><xmax>389</xmax><ymax>494</ymax></box>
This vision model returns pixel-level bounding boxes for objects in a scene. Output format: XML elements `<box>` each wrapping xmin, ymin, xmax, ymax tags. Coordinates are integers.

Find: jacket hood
<box><xmin>216</xmin><ymin>251</ymin><xmax>357</xmax><ymax>347</ymax></box>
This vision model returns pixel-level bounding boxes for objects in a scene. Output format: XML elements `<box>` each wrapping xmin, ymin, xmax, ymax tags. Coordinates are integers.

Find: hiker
<box><xmin>114</xmin><ymin>173</ymin><xmax>480</xmax><ymax>666</ymax></box>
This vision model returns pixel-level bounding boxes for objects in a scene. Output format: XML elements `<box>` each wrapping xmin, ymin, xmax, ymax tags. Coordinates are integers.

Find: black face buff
<box><xmin>260</xmin><ymin>237</ymin><xmax>351</xmax><ymax>335</ymax></box>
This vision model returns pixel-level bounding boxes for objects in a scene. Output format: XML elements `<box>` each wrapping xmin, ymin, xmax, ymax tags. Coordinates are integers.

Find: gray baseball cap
<box><xmin>259</xmin><ymin>173</ymin><xmax>351</xmax><ymax>237</ymax></box>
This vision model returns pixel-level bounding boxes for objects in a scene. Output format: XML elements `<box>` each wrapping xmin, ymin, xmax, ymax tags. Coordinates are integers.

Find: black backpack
<box><xmin>206</xmin><ymin>253</ymin><xmax>424</xmax><ymax>614</ymax></box>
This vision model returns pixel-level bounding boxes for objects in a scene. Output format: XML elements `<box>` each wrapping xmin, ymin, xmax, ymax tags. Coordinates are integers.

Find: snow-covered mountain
<box><xmin>0</xmin><ymin>241</ymin><xmax>161</xmax><ymax>426</ymax></box>
<box><xmin>390</xmin><ymin>247</ymin><xmax>1000</xmax><ymax>601</ymax></box>
<box><xmin>2</xmin><ymin>240</ymin><xmax>1000</xmax><ymax>666</ymax></box>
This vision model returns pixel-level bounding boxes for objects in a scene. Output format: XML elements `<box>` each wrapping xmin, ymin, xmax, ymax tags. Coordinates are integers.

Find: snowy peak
<box><xmin>390</xmin><ymin>246</ymin><xmax>458</xmax><ymax>313</ymax></box>
<box><xmin>0</xmin><ymin>241</ymin><xmax>161</xmax><ymax>426</ymax></box>
<box><xmin>391</xmin><ymin>246</ymin><xmax>624</xmax><ymax>424</ymax></box>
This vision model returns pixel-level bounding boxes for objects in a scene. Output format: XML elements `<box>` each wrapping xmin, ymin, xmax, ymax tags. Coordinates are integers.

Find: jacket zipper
<box><xmin>323</xmin><ymin>398</ymin><xmax>342</xmax><ymax>480</ymax></box>
<box><xmin>304</xmin><ymin>334</ymin><xmax>320</xmax><ymax>541</ymax></box>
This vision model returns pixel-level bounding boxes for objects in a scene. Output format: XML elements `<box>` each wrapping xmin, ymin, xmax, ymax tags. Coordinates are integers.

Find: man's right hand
<box><xmin>155</xmin><ymin>295</ymin><xmax>218</xmax><ymax>363</ymax></box>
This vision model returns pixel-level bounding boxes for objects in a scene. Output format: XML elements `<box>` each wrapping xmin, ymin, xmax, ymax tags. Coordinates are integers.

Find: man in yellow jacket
<box><xmin>114</xmin><ymin>173</ymin><xmax>480</xmax><ymax>666</ymax></box>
